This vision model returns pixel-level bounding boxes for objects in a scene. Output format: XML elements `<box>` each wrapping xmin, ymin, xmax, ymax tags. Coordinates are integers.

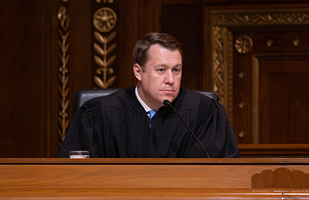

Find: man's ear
<box><xmin>133</xmin><ymin>63</ymin><xmax>142</xmax><ymax>81</ymax></box>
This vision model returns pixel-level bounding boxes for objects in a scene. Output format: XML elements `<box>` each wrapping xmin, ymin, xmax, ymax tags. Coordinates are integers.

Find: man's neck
<box><xmin>135</xmin><ymin>86</ymin><xmax>152</xmax><ymax>112</ymax></box>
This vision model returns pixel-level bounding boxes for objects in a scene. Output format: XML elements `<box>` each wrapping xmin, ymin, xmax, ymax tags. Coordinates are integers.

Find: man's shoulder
<box><xmin>97</xmin><ymin>87</ymin><xmax>135</xmax><ymax>106</ymax></box>
<box><xmin>95</xmin><ymin>86</ymin><xmax>146</xmax><ymax>113</ymax></box>
<box><xmin>81</xmin><ymin>87</ymin><xmax>134</xmax><ymax>108</ymax></box>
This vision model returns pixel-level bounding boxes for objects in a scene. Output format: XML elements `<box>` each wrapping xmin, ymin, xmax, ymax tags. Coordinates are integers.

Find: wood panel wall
<box><xmin>0</xmin><ymin>0</ymin><xmax>57</xmax><ymax>158</ymax></box>
<box><xmin>0</xmin><ymin>0</ymin><xmax>160</xmax><ymax>158</ymax></box>
<box><xmin>1</xmin><ymin>0</ymin><xmax>309</xmax><ymax>158</ymax></box>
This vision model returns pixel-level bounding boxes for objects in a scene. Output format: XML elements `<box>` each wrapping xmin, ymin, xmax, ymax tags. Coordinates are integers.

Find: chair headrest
<box><xmin>73</xmin><ymin>89</ymin><xmax>218</xmax><ymax>115</ymax></box>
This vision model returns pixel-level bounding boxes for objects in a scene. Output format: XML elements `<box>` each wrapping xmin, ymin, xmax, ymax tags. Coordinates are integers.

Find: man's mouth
<box><xmin>162</xmin><ymin>90</ymin><xmax>174</xmax><ymax>94</ymax></box>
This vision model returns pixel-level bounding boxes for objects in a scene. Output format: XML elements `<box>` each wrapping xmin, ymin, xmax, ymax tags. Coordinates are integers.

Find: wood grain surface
<box><xmin>1</xmin><ymin>158</ymin><xmax>309</xmax><ymax>199</ymax></box>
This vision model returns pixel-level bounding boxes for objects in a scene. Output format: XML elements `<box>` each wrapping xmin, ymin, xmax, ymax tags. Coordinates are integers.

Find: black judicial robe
<box><xmin>58</xmin><ymin>87</ymin><xmax>239</xmax><ymax>158</ymax></box>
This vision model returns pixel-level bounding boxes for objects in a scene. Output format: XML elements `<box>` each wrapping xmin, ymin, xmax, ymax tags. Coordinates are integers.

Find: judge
<box><xmin>58</xmin><ymin>32</ymin><xmax>239</xmax><ymax>158</ymax></box>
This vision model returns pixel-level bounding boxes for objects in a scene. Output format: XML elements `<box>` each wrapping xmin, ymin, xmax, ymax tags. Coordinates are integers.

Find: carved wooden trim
<box><xmin>252</xmin><ymin>167</ymin><xmax>309</xmax><ymax>188</ymax></box>
<box><xmin>58</xmin><ymin>1</ymin><xmax>70</xmax><ymax>146</ymax></box>
<box><xmin>210</xmin><ymin>9</ymin><xmax>309</xmax><ymax>126</ymax></box>
<box><xmin>93</xmin><ymin>1</ymin><xmax>117</xmax><ymax>89</ymax></box>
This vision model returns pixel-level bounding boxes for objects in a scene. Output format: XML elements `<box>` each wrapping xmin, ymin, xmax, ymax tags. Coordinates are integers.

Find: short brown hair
<box><xmin>132</xmin><ymin>32</ymin><xmax>182</xmax><ymax>71</ymax></box>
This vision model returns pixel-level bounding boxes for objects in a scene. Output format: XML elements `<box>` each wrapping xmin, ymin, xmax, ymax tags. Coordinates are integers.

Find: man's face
<box><xmin>134</xmin><ymin>44</ymin><xmax>182</xmax><ymax>109</ymax></box>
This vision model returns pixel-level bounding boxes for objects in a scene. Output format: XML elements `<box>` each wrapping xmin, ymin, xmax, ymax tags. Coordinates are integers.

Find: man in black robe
<box><xmin>58</xmin><ymin>32</ymin><xmax>239</xmax><ymax>158</ymax></box>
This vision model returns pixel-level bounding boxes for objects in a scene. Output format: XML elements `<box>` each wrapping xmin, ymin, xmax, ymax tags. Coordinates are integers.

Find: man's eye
<box><xmin>174</xmin><ymin>69</ymin><xmax>180</xmax><ymax>72</ymax></box>
<box><xmin>157</xmin><ymin>69</ymin><xmax>164</xmax><ymax>72</ymax></box>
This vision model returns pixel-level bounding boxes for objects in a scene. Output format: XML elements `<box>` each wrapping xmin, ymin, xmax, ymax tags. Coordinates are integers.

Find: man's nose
<box><xmin>165</xmin><ymin>70</ymin><xmax>174</xmax><ymax>84</ymax></box>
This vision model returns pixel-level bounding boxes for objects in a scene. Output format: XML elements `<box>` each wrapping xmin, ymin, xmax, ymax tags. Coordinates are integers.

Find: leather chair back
<box><xmin>73</xmin><ymin>89</ymin><xmax>218</xmax><ymax>115</ymax></box>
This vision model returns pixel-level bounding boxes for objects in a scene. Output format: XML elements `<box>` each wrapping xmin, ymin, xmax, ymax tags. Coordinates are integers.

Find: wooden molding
<box><xmin>252</xmin><ymin>167</ymin><xmax>309</xmax><ymax>188</ymax></box>
<box><xmin>239</xmin><ymin>144</ymin><xmax>309</xmax><ymax>157</ymax></box>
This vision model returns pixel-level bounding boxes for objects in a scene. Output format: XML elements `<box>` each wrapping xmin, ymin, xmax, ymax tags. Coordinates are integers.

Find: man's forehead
<box><xmin>149</xmin><ymin>44</ymin><xmax>180</xmax><ymax>53</ymax></box>
<box><xmin>148</xmin><ymin>45</ymin><xmax>182</xmax><ymax>59</ymax></box>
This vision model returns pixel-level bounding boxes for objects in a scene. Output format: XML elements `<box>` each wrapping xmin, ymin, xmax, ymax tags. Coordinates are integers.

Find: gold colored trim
<box><xmin>226</xmin><ymin>30</ymin><xmax>234</xmax><ymax>126</ymax></box>
<box><xmin>58</xmin><ymin>4</ymin><xmax>70</xmax><ymax>146</ymax></box>
<box><xmin>234</xmin><ymin>35</ymin><xmax>253</xmax><ymax>54</ymax></box>
<box><xmin>238</xmin><ymin>101</ymin><xmax>246</xmax><ymax>109</ymax></box>
<box><xmin>93</xmin><ymin>31</ymin><xmax>117</xmax><ymax>88</ymax></box>
<box><xmin>238</xmin><ymin>71</ymin><xmax>246</xmax><ymax>79</ymax></box>
<box><xmin>238</xmin><ymin>131</ymin><xmax>246</xmax><ymax>139</ymax></box>
<box><xmin>210</xmin><ymin>9</ymin><xmax>309</xmax><ymax>127</ymax></box>
<box><xmin>267</xmin><ymin>39</ymin><xmax>274</xmax><ymax>47</ymax></box>
<box><xmin>293</xmin><ymin>38</ymin><xmax>300</xmax><ymax>46</ymax></box>
<box><xmin>92</xmin><ymin>5</ymin><xmax>117</xmax><ymax>89</ymax></box>
<box><xmin>58</xmin><ymin>6</ymin><xmax>70</xmax><ymax>31</ymax></box>
<box><xmin>93</xmin><ymin>7</ymin><xmax>117</xmax><ymax>33</ymax></box>
<box><xmin>96</xmin><ymin>0</ymin><xmax>114</xmax><ymax>3</ymax></box>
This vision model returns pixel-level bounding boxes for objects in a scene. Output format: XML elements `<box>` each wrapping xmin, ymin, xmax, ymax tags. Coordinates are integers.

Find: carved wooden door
<box><xmin>210</xmin><ymin>9</ymin><xmax>309</xmax><ymax>145</ymax></box>
<box><xmin>233</xmin><ymin>30</ymin><xmax>309</xmax><ymax>144</ymax></box>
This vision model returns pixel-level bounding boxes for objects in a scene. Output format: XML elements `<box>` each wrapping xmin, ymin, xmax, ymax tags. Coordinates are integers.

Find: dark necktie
<box><xmin>148</xmin><ymin>110</ymin><xmax>156</xmax><ymax>127</ymax></box>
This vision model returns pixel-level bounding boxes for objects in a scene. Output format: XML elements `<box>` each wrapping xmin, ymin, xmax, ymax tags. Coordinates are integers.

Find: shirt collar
<box><xmin>135</xmin><ymin>86</ymin><xmax>152</xmax><ymax>113</ymax></box>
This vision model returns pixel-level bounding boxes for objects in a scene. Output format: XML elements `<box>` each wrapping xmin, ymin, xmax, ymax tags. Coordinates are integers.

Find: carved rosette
<box><xmin>211</xmin><ymin>10</ymin><xmax>309</xmax><ymax>125</ymax></box>
<box><xmin>234</xmin><ymin>35</ymin><xmax>253</xmax><ymax>54</ymax></box>
<box><xmin>93</xmin><ymin>2</ymin><xmax>117</xmax><ymax>88</ymax></box>
<box><xmin>58</xmin><ymin>1</ymin><xmax>70</xmax><ymax>146</ymax></box>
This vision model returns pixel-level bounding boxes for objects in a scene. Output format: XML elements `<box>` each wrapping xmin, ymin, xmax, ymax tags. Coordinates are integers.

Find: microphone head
<box><xmin>163</xmin><ymin>99</ymin><xmax>170</xmax><ymax>107</ymax></box>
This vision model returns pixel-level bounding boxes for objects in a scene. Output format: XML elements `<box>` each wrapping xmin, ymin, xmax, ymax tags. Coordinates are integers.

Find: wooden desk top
<box><xmin>1</xmin><ymin>158</ymin><xmax>309</xmax><ymax>199</ymax></box>
<box><xmin>1</xmin><ymin>157</ymin><xmax>309</xmax><ymax>164</ymax></box>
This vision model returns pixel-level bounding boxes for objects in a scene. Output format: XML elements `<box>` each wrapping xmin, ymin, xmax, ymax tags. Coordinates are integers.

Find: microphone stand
<box><xmin>163</xmin><ymin>100</ymin><xmax>210</xmax><ymax>158</ymax></box>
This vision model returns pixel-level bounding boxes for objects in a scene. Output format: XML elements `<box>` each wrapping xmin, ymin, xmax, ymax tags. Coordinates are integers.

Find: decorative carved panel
<box><xmin>210</xmin><ymin>9</ymin><xmax>309</xmax><ymax>144</ymax></box>
<box><xmin>92</xmin><ymin>0</ymin><xmax>117</xmax><ymax>89</ymax></box>
<box><xmin>58</xmin><ymin>1</ymin><xmax>70</xmax><ymax>146</ymax></box>
<box><xmin>252</xmin><ymin>168</ymin><xmax>309</xmax><ymax>188</ymax></box>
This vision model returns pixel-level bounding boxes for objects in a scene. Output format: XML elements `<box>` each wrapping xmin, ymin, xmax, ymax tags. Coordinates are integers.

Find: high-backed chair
<box><xmin>73</xmin><ymin>89</ymin><xmax>218</xmax><ymax>115</ymax></box>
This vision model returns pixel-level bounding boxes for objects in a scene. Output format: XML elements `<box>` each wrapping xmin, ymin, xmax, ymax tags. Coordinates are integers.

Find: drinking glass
<box><xmin>69</xmin><ymin>150</ymin><xmax>90</xmax><ymax>158</ymax></box>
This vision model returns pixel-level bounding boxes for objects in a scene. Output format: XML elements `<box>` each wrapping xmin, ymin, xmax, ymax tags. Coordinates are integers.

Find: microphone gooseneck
<box><xmin>163</xmin><ymin>99</ymin><xmax>210</xmax><ymax>158</ymax></box>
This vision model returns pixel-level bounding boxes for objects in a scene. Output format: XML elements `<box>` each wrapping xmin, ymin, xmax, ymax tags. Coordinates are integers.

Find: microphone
<box><xmin>163</xmin><ymin>100</ymin><xmax>210</xmax><ymax>158</ymax></box>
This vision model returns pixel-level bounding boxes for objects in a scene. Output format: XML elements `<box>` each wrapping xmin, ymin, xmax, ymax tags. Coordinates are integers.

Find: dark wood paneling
<box><xmin>162</xmin><ymin>3</ymin><xmax>205</xmax><ymax>89</ymax></box>
<box><xmin>233</xmin><ymin>28</ymin><xmax>309</xmax><ymax>145</ymax></box>
<box><xmin>0</xmin><ymin>0</ymin><xmax>162</xmax><ymax>158</ymax></box>
<box><xmin>117</xmin><ymin>0</ymin><xmax>140</xmax><ymax>88</ymax></box>
<box><xmin>0</xmin><ymin>0</ymin><xmax>57</xmax><ymax>157</ymax></box>
<box><xmin>45</xmin><ymin>0</ymin><xmax>60</xmax><ymax>158</ymax></box>
<box><xmin>69</xmin><ymin>0</ymin><xmax>93</xmax><ymax>96</ymax></box>
<box><xmin>232</xmin><ymin>32</ymin><xmax>254</xmax><ymax>144</ymax></box>
<box><xmin>259</xmin><ymin>58</ymin><xmax>309</xmax><ymax>143</ymax></box>
<box><xmin>118</xmin><ymin>0</ymin><xmax>161</xmax><ymax>88</ymax></box>
<box><xmin>2</xmin><ymin>0</ymin><xmax>309</xmax><ymax>158</ymax></box>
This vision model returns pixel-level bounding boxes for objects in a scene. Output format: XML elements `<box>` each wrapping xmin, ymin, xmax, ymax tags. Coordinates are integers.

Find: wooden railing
<box><xmin>1</xmin><ymin>158</ymin><xmax>309</xmax><ymax>199</ymax></box>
